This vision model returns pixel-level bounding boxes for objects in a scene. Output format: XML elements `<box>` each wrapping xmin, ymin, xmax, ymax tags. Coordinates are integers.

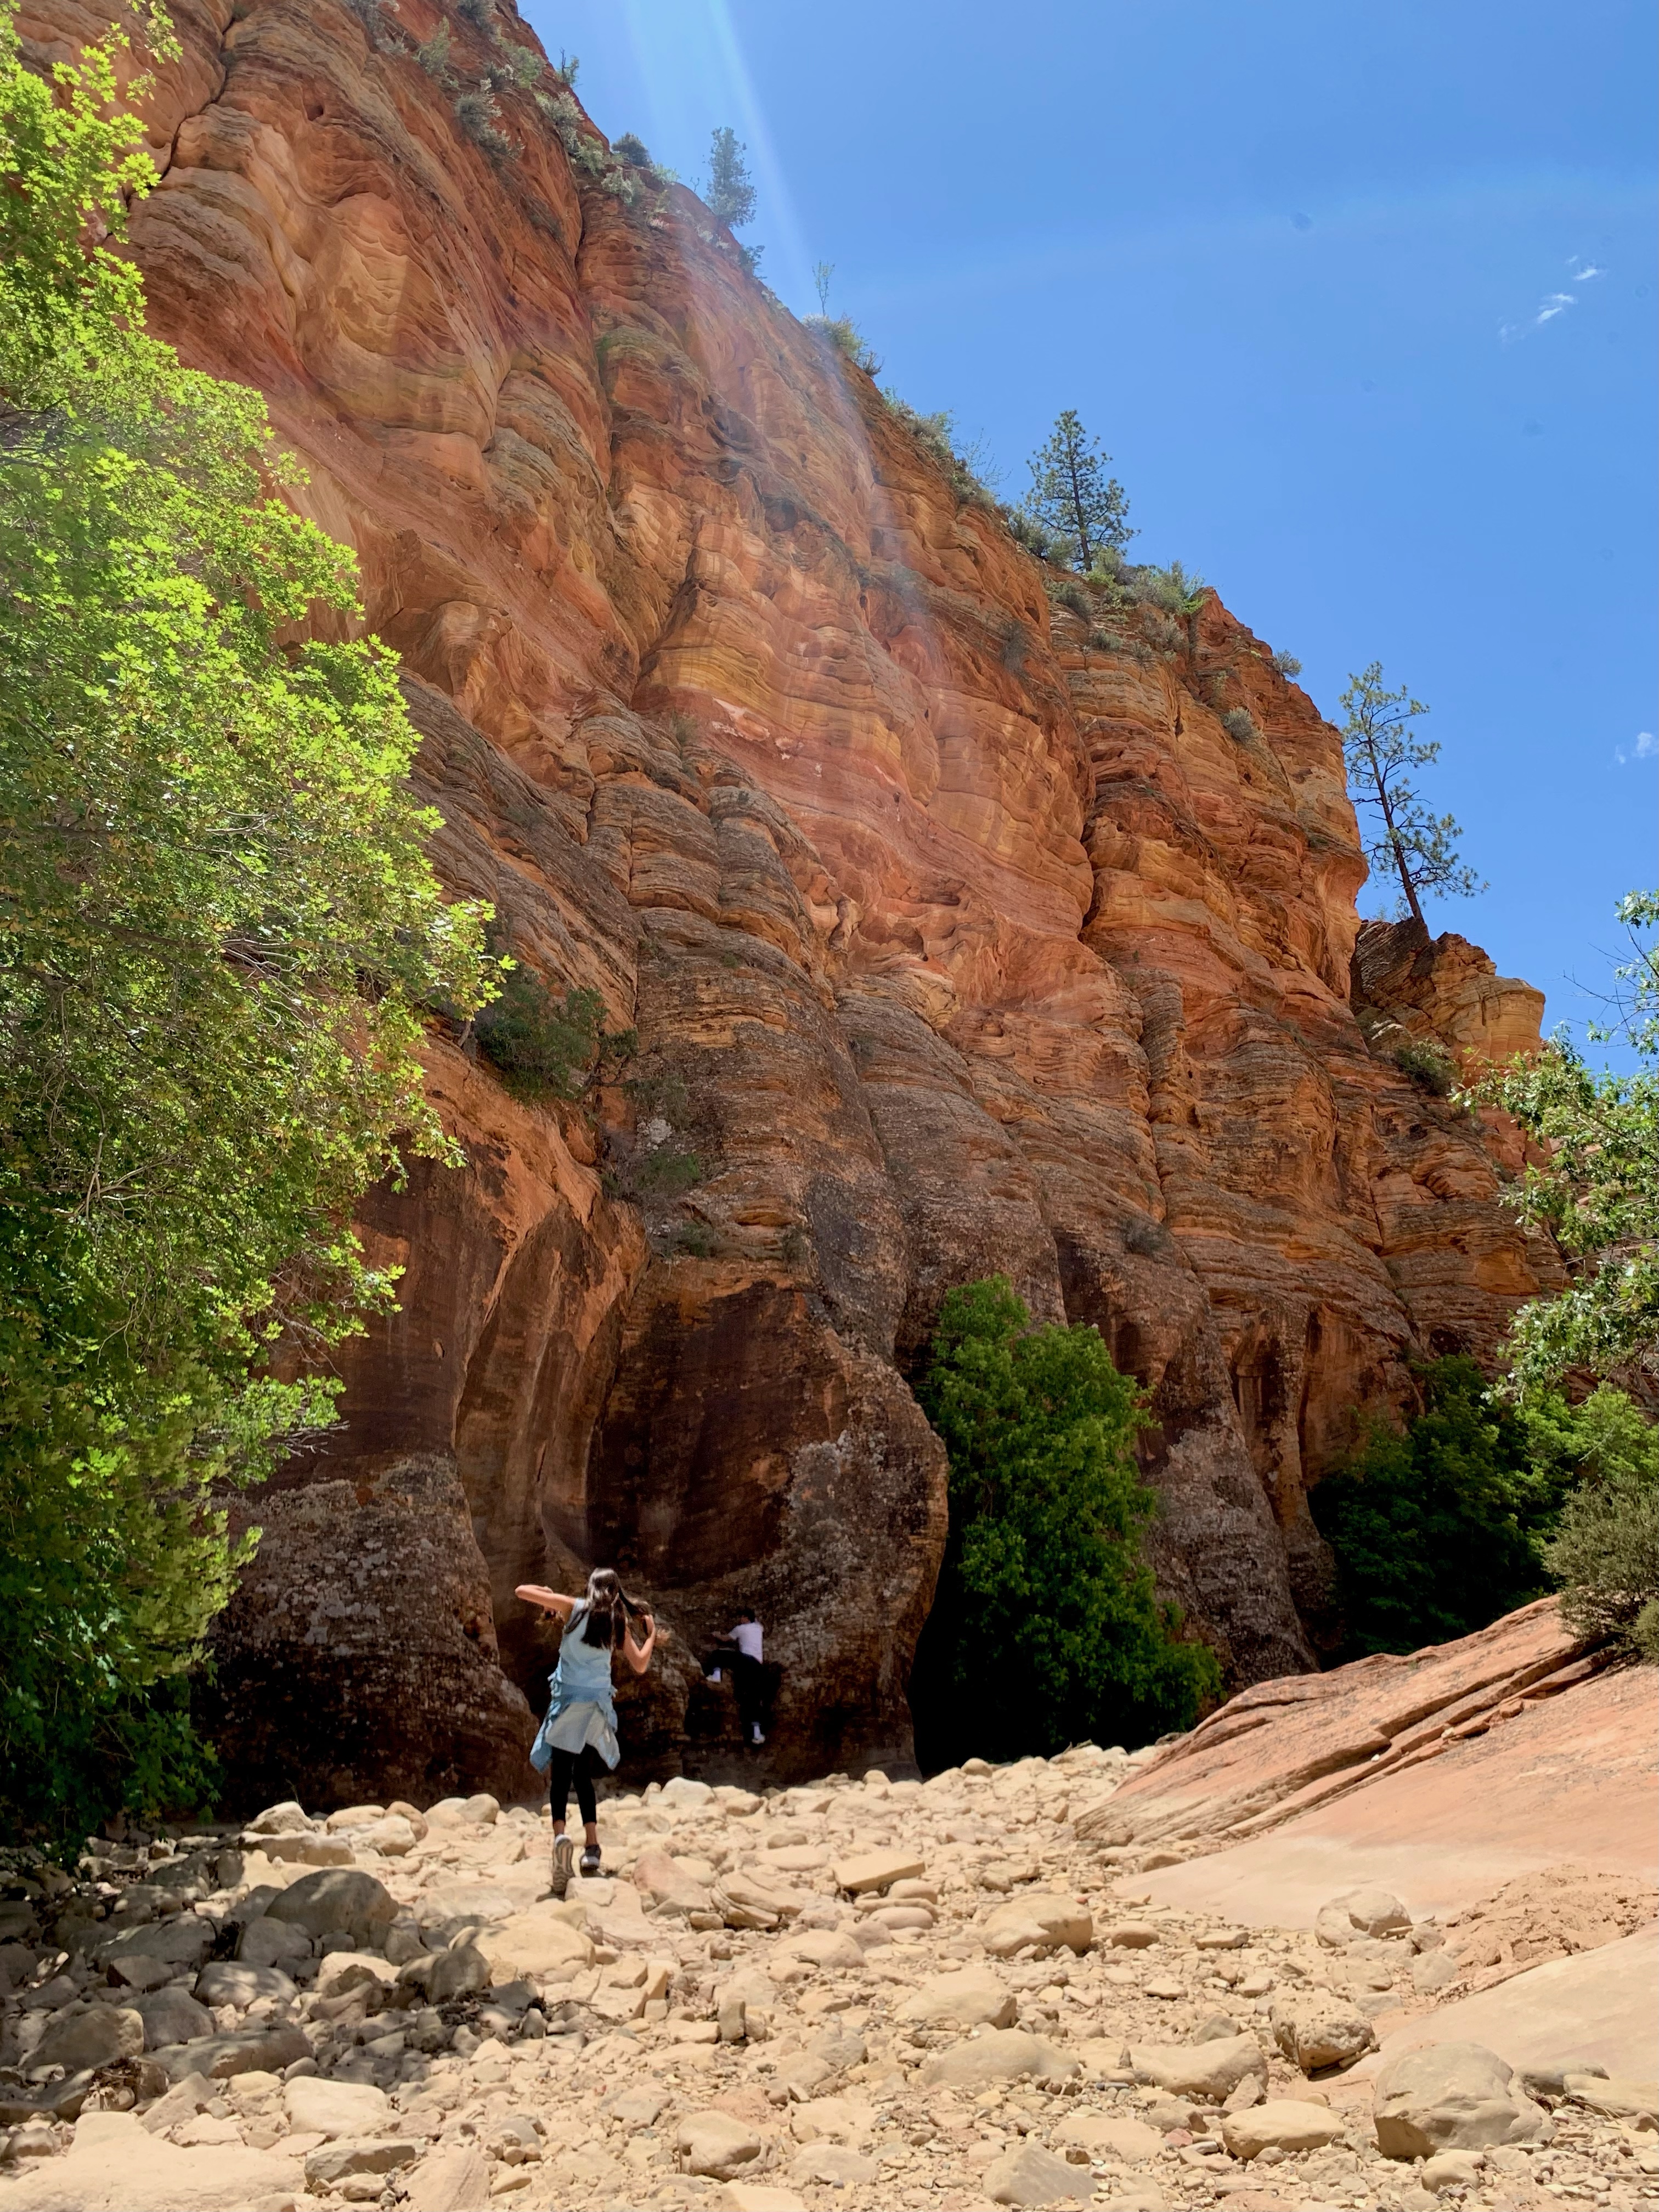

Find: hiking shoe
<box><xmin>579</xmin><ymin>1843</ymin><xmax>602</xmax><ymax>1877</ymax></box>
<box><xmin>750</xmin><ymin>1724</ymin><xmax>765</xmax><ymax>1746</ymax></box>
<box><xmin>549</xmin><ymin>1833</ymin><xmax>574</xmax><ymax>1897</ymax></box>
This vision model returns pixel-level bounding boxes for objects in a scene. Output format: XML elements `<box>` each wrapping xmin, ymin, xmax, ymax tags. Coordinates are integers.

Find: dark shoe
<box><xmin>579</xmin><ymin>1843</ymin><xmax>602</xmax><ymax>1877</ymax></box>
<box><xmin>549</xmin><ymin>1834</ymin><xmax>574</xmax><ymax>1897</ymax></box>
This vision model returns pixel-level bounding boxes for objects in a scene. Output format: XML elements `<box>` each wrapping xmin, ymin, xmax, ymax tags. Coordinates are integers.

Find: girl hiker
<box><xmin>516</xmin><ymin>1568</ymin><xmax>656</xmax><ymax>1896</ymax></box>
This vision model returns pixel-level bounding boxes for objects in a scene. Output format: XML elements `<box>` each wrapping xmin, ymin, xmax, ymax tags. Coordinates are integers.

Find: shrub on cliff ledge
<box><xmin>0</xmin><ymin>1</ymin><xmax>491</xmax><ymax>1839</ymax></box>
<box><xmin>910</xmin><ymin>1278</ymin><xmax>1220</xmax><ymax>1767</ymax></box>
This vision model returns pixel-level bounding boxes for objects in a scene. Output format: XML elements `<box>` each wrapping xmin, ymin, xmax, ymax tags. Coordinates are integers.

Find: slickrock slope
<box><xmin>2</xmin><ymin>1695</ymin><xmax>1654</xmax><ymax>2211</ymax></box>
<box><xmin>21</xmin><ymin>0</ymin><xmax>1561</xmax><ymax>1798</ymax></box>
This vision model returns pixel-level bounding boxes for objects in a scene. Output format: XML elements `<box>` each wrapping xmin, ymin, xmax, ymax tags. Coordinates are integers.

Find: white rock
<box><xmin>1053</xmin><ymin>2112</ymin><xmax>1163</xmax><ymax>2162</ymax></box>
<box><xmin>1269</xmin><ymin>1988</ymin><xmax>1376</xmax><ymax>2073</ymax></box>
<box><xmin>919</xmin><ymin>2027</ymin><xmax>1080</xmax><ymax>2089</ymax></box>
<box><xmin>659</xmin><ymin>1776</ymin><xmax>715</xmax><ymax>1810</ymax></box>
<box><xmin>1314</xmin><ymin>1886</ymin><xmax>1412</xmax><ymax>1948</ymax></box>
<box><xmin>1130</xmin><ymin>2033</ymin><xmax>1267</xmax><ymax>2101</ymax></box>
<box><xmin>983</xmin><ymin>1892</ymin><xmax>1092</xmax><ymax>1958</ymax></box>
<box><xmin>245</xmin><ymin>1800</ymin><xmax>314</xmax><ymax>1837</ymax></box>
<box><xmin>1422</xmin><ymin>2149</ymin><xmax>1486</xmax><ymax>2192</ymax></box>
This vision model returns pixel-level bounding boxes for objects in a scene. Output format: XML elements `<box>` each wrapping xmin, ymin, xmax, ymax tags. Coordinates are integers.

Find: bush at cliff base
<box><xmin>0</xmin><ymin>0</ymin><xmax>491</xmax><ymax>1844</ymax></box>
<box><xmin>1313</xmin><ymin>1359</ymin><xmax>1657</xmax><ymax>1661</ymax></box>
<box><xmin>910</xmin><ymin>1276</ymin><xmax>1221</xmax><ymax>1768</ymax></box>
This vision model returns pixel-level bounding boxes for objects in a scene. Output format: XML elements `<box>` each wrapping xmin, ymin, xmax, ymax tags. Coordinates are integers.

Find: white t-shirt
<box><xmin>729</xmin><ymin>1621</ymin><xmax>763</xmax><ymax>1662</ymax></box>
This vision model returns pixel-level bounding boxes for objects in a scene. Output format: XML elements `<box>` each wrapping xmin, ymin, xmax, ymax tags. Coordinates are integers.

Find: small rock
<box><xmin>984</xmin><ymin>2136</ymin><xmax>1095</xmax><ymax>2204</ymax></box>
<box><xmin>314</xmin><ymin>1951</ymin><xmax>398</xmax><ymax>2001</ymax></box>
<box><xmin>1103</xmin><ymin>1923</ymin><xmax>1160</xmax><ymax>1949</ymax></box>
<box><xmin>195</xmin><ymin>1962</ymin><xmax>296</xmax><ymax>2008</ymax></box>
<box><xmin>1410</xmin><ymin>1949</ymin><xmax>1461</xmax><ymax>1995</ymax></box>
<box><xmin>1221</xmin><ymin>2098</ymin><xmax>1347</xmax><ymax>2159</ymax></box>
<box><xmin>791</xmin><ymin>2142</ymin><xmax>877</xmax><ymax>2186</ymax></box>
<box><xmin>236</xmin><ymin>1917</ymin><xmax>312</xmax><ymax>1972</ymax></box>
<box><xmin>403</xmin><ymin>2143</ymin><xmax>492</xmax><ymax>2212</ymax></box>
<box><xmin>245</xmin><ymin>1801</ymin><xmax>314</xmax><ymax>1837</ymax></box>
<box><xmin>1373</xmin><ymin>2040</ymin><xmax>1550</xmax><ymax>2159</ymax></box>
<box><xmin>657</xmin><ymin>1776</ymin><xmax>714</xmax><ymax>1810</ymax></box>
<box><xmin>1562</xmin><ymin>2072</ymin><xmax>1659</xmax><ymax>2123</ymax></box>
<box><xmin>137</xmin><ymin>2071</ymin><xmax>218</xmax><ymax>2138</ymax></box>
<box><xmin>402</xmin><ymin>1942</ymin><xmax>490</xmax><ymax>2003</ymax></box>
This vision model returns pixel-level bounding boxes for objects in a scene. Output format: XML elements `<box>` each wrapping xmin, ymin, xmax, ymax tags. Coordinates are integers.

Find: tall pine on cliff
<box><xmin>909</xmin><ymin>1278</ymin><xmax>1220</xmax><ymax>1767</ymax></box>
<box><xmin>0</xmin><ymin>0</ymin><xmax>492</xmax><ymax>1840</ymax></box>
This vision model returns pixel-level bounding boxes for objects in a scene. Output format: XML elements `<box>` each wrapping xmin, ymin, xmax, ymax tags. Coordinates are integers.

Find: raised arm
<box><xmin>515</xmin><ymin>1584</ymin><xmax>577</xmax><ymax>1621</ymax></box>
<box><xmin>624</xmin><ymin>1611</ymin><xmax>657</xmax><ymax>1674</ymax></box>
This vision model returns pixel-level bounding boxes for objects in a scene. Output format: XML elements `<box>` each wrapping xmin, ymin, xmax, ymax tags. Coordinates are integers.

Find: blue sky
<box><xmin>525</xmin><ymin>0</ymin><xmax>1657</xmax><ymax>1061</ymax></box>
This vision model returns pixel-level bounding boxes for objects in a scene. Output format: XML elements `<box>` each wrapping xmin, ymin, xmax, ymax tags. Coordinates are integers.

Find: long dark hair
<box><xmin>579</xmin><ymin>1567</ymin><xmax>646</xmax><ymax>1649</ymax></box>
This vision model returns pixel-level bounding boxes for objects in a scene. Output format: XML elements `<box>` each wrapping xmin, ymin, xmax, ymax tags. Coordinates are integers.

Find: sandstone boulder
<box><xmin>1315</xmin><ymin>1887</ymin><xmax>1412</xmax><ymax>1948</ymax></box>
<box><xmin>403</xmin><ymin>2144</ymin><xmax>492</xmax><ymax>2212</ymax></box>
<box><xmin>1053</xmin><ymin>2112</ymin><xmax>1163</xmax><ymax>2162</ymax></box>
<box><xmin>985</xmin><ymin>2137</ymin><xmax>1094</xmax><ymax>2204</ymax></box>
<box><xmin>1221</xmin><ymin>2099</ymin><xmax>1347</xmax><ymax>2159</ymax></box>
<box><xmin>306</xmin><ymin>2137</ymin><xmax>422</xmax><ymax>2187</ymax></box>
<box><xmin>635</xmin><ymin>1848</ymin><xmax>714</xmax><ymax>1916</ymax></box>
<box><xmin>284</xmin><ymin>2074</ymin><xmax>392</xmax><ymax>2141</ymax></box>
<box><xmin>833</xmin><ymin>1848</ymin><xmax>924</xmax><ymax>1895</ymax></box>
<box><xmin>1564</xmin><ymin>2073</ymin><xmax>1659</xmax><ymax>2123</ymax></box>
<box><xmin>485</xmin><ymin>1909</ymin><xmax>594</xmax><ymax>1980</ymax></box>
<box><xmin>236</xmin><ymin>1915</ymin><xmax>311</xmax><ymax>1971</ymax></box>
<box><xmin>131</xmin><ymin>1985</ymin><xmax>213</xmax><ymax>2050</ymax></box>
<box><xmin>919</xmin><ymin>2028</ymin><xmax>1080</xmax><ymax>2090</ymax></box>
<box><xmin>897</xmin><ymin>1966</ymin><xmax>1017</xmax><ymax>2030</ymax></box>
<box><xmin>1270</xmin><ymin>1989</ymin><xmax>1376</xmax><ymax>2073</ymax></box>
<box><xmin>984</xmin><ymin>1893</ymin><xmax>1092</xmax><ymax>1958</ymax></box>
<box><xmin>1373</xmin><ymin>2041</ymin><xmax>1550</xmax><ymax>2159</ymax></box>
<box><xmin>195</xmin><ymin>1961</ymin><xmax>296</xmax><ymax>2007</ymax></box>
<box><xmin>266</xmin><ymin>1867</ymin><xmax>396</xmax><ymax>1944</ymax></box>
<box><xmin>675</xmin><ymin>2108</ymin><xmax>765</xmax><ymax>2177</ymax></box>
<box><xmin>33</xmin><ymin>2005</ymin><xmax>143</xmax><ymax>2073</ymax></box>
<box><xmin>95</xmin><ymin>1916</ymin><xmax>215</xmax><ymax>1972</ymax></box>
<box><xmin>0</xmin><ymin>2109</ymin><xmax>301</xmax><ymax>2212</ymax></box>
<box><xmin>245</xmin><ymin>1799</ymin><xmax>313</xmax><ymax>1836</ymax></box>
<box><xmin>1130</xmin><ymin>2033</ymin><xmax>1267</xmax><ymax>2101</ymax></box>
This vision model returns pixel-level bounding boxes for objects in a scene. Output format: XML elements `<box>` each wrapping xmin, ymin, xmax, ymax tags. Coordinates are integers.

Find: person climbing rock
<box><xmin>729</xmin><ymin>1610</ymin><xmax>766</xmax><ymax>1746</ymax></box>
<box><xmin>516</xmin><ymin>1568</ymin><xmax>656</xmax><ymax>1895</ymax></box>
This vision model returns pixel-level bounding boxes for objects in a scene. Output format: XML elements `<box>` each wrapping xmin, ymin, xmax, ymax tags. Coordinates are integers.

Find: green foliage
<box><xmin>1475</xmin><ymin>893</ymin><xmax>1659</xmax><ymax>1397</ymax></box>
<box><xmin>1269</xmin><ymin>647</ymin><xmax>1303</xmax><ymax>678</ymax></box>
<box><xmin>1392</xmin><ymin>1036</ymin><xmax>1456</xmax><ymax>1096</ymax></box>
<box><xmin>1130</xmin><ymin>559</ymin><xmax>1209</xmax><ymax>615</ymax></box>
<box><xmin>910</xmin><ymin>1278</ymin><xmax>1221</xmax><ymax>1768</ymax></box>
<box><xmin>812</xmin><ymin>259</ymin><xmax>834</xmax><ymax>314</ymax></box>
<box><xmin>454</xmin><ymin>0</ymin><xmax>492</xmax><ymax>28</ymax></box>
<box><xmin>1311</xmin><ymin>1358</ymin><xmax>1584</xmax><ymax>1656</ymax></box>
<box><xmin>1341</xmin><ymin>662</ymin><xmax>1483</xmax><ymax>930</ymax></box>
<box><xmin>882</xmin><ymin>394</ymin><xmax>998</xmax><ymax>509</ymax></box>
<box><xmin>1050</xmin><ymin>579</ymin><xmax>1090</xmax><ymax>618</ymax></box>
<box><xmin>1221</xmin><ymin>706</ymin><xmax>1260</xmax><ymax>746</ymax></box>
<box><xmin>1022</xmin><ymin>410</ymin><xmax>1134</xmax><ymax>573</ymax></box>
<box><xmin>498</xmin><ymin>41</ymin><xmax>543</xmax><ymax>92</ymax></box>
<box><xmin>806</xmin><ymin>313</ymin><xmax>879</xmax><ymax>375</ymax></box>
<box><xmin>0</xmin><ymin>0</ymin><xmax>490</xmax><ymax>1839</ymax></box>
<box><xmin>551</xmin><ymin>48</ymin><xmax>579</xmax><ymax>87</ymax></box>
<box><xmin>1543</xmin><ymin>1390</ymin><xmax>1659</xmax><ymax>1658</ymax></box>
<box><xmin>473</xmin><ymin>945</ymin><xmax>606</xmax><ymax>1102</ymax></box>
<box><xmin>415</xmin><ymin>18</ymin><xmax>452</xmax><ymax>79</ymax></box>
<box><xmin>612</xmin><ymin>130</ymin><xmax>650</xmax><ymax>166</ymax></box>
<box><xmin>454</xmin><ymin>88</ymin><xmax>514</xmax><ymax>160</ymax></box>
<box><xmin>706</xmin><ymin>123</ymin><xmax>755</xmax><ymax>232</ymax></box>
<box><xmin>630</xmin><ymin>1148</ymin><xmax>702</xmax><ymax>1198</ymax></box>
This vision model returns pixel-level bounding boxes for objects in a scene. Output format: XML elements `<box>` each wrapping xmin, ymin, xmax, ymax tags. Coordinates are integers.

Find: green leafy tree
<box><xmin>1475</xmin><ymin>893</ymin><xmax>1659</xmax><ymax>1397</ymax></box>
<box><xmin>0</xmin><ymin>0</ymin><xmax>492</xmax><ymax>1839</ymax></box>
<box><xmin>909</xmin><ymin>1278</ymin><xmax>1219</xmax><ymax>1767</ymax></box>
<box><xmin>1341</xmin><ymin>662</ymin><xmax>1484</xmax><ymax>930</ymax></box>
<box><xmin>1022</xmin><ymin>410</ymin><xmax>1133</xmax><ymax>574</ymax></box>
<box><xmin>706</xmin><ymin>124</ymin><xmax>755</xmax><ymax>232</ymax></box>
<box><xmin>1311</xmin><ymin>1357</ymin><xmax>1580</xmax><ymax>1656</ymax></box>
<box><xmin>1542</xmin><ymin>1388</ymin><xmax>1659</xmax><ymax>1660</ymax></box>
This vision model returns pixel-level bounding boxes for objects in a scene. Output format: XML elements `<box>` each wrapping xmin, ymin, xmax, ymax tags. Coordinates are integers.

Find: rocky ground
<box><xmin>2</xmin><ymin>1743</ymin><xmax>1655</xmax><ymax>2212</ymax></box>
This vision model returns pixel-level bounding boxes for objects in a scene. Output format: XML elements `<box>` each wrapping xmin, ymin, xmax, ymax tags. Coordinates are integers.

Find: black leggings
<box><xmin>545</xmin><ymin>1744</ymin><xmax>602</xmax><ymax>1827</ymax></box>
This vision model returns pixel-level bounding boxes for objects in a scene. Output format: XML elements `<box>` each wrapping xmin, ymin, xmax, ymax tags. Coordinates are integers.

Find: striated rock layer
<box><xmin>21</xmin><ymin>0</ymin><xmax>1561</xmax><ymax>1801</ymax></box>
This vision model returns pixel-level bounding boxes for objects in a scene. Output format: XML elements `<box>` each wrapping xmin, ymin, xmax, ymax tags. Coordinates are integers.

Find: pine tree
<box><xmin>706</xmin><ymin>125</ymin><xmax>755</xmax><ymax>232</ymax></box>
<box><xmin>1022</xmin><ymin>409</ymin><xmax>1133</xmax><ymax>572</ymax></box>
<box><xmin>1341</xmin><ymin>662</ymin><xmax>1483</xmax><ymax>930</ymax></box>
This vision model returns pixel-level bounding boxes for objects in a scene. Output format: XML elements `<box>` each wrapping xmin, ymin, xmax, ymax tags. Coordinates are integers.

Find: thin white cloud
<box><xmin>1535</xmin><ymin>292</ymin><xmax>1575</xmax><ymax>323</ymax></box>
<box><xmin>1567</xmin><ymin>256</ymin><xmax>1606</xmax><ymax>280</ymax></box>
<box><xmin>1499</xmin><ymin>256</ymin><xmax>1611</xmax><ymax>342</ymax></box>
<box><xmin>1613</xmin><ymin>731</ymin><xmax>1657</xmax><ymax>766</ymax></box>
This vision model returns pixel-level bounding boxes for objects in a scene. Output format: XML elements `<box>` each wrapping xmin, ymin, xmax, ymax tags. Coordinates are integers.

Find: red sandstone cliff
<box><xmin>20</xmin><ymin>0</ymin><xmax>1564</xmax><ymax>1802</ymax></box>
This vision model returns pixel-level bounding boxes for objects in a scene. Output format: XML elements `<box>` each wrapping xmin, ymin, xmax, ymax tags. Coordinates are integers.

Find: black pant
<box><xmin>733</xmin><ymin>1653</ymin><xmax>764</xmax><ymax>1733</ymax></box>
<box><xmin>545</xmin><ymin>1744</ymin><xmax>602</xmax><ymax>1826</ymax></box>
